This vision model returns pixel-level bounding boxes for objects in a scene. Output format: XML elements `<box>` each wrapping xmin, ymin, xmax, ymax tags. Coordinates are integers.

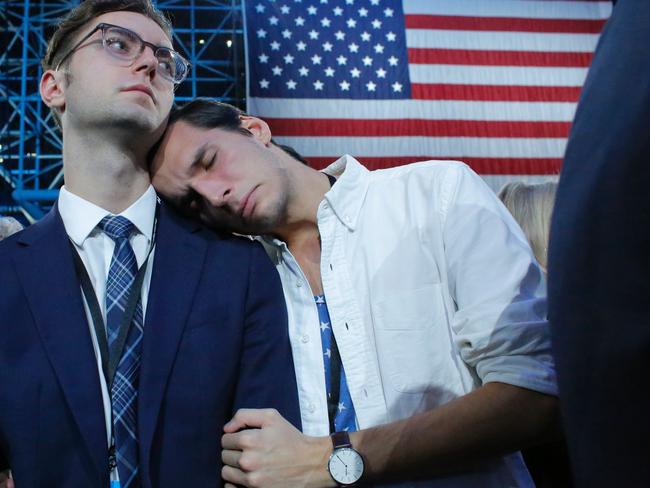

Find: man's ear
<box><xmin>40</xmin><ymin>69</ymin><xmax>66</xmax><ymax>111</ymax></box>
<box><xmin>240</xmin><ymin>115</ymin><xmax>272</xmax><ymax>145</ymax></box>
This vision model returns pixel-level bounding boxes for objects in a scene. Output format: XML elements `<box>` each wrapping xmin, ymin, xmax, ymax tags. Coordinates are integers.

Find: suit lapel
<box><xmin>138</xmin><ymin>204</ymin><xmax>208</xmax><ymax>471</ymax></box>
<box><xmin>13</xmin><ymin>207</ymin><xmax>107</xmax><ymax>479</ymax></box>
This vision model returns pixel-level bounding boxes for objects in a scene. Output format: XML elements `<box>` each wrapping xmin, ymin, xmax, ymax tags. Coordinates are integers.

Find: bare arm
<box><xmin>354</xmin><ymin>382</ymin><xmax>559</xmax><ymax>483</ymax></box>
<box><xmin>221</xmin><ymin>382</ymin><xmax>560</xmax><ymax>487</ymax></box>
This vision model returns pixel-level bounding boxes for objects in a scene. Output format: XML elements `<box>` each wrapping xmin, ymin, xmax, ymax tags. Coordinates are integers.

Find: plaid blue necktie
<box><xmin>99</xmin><ymin>215</ymin><xmax>143</xmax><ymax>488</ymax></box>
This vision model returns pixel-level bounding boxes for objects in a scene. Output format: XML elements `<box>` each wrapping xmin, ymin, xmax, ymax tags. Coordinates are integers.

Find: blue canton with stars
<box><xmin>245</xmin><ymin>0</ymin><xmax>411</xmax><ymax>98</ymax></box>
<box><xmin>315</xmin><ymin>294</ymin><xmax>357</xmax><ymax>432</ymax></box>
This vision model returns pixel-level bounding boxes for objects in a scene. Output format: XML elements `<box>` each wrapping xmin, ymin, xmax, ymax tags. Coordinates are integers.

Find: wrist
<box><xmin>327</xmin><ymin>431</ymin><xmax>365</xmax><ymax>487</ymax></box>
<box><xmin>305</xmin><ymin>435</ymin><xmax>337</xmax><ymax>488</ymax></box>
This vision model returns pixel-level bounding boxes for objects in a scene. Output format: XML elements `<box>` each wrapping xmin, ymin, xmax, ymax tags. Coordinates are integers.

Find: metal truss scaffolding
<box><xmin>0</xmin><ymin>0</ymin><xmax>244</xmax><ymax>221</ymax></box>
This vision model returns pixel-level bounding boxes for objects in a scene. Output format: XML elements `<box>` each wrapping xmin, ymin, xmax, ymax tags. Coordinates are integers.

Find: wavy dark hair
<box><xmin>169</xmin><ymin>98</ymin><xmax>310</xmax><ymax>166</ymax></box>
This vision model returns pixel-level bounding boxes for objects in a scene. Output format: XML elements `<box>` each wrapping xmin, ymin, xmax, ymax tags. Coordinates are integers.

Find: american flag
<box><xmin>243</xmin><ymin>0</ymin><xmax>612</xmax><ymax>189</ymax></box>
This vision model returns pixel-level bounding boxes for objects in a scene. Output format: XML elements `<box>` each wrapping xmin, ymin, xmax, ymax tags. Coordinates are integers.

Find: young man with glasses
<box><xmin>150</xmin><ymin>99</ymin><xmax>560</xmax><ymax>488</ymax></box>
<box><xmin>0</xmin><ymin>2</ymin><xmax>299</xmax><ymax>487</ymax></box>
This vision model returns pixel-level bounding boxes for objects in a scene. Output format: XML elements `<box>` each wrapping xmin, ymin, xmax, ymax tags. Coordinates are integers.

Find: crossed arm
<box><xmin>221</xmin><ymin>382</ymin><xmax>560</xmax><ymax>487</ymax></box>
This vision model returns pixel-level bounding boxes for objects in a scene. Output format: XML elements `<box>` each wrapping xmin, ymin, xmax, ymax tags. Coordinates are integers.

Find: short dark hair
<box><xmin>169</xmin><ymin>98</ymin><xmax>310</xmax><ymax>166</ymax></box>
<box><xmin>42</xmin><ymin>0</ymin><xmax>173</xmax><ymax>127</ymax></box>
<box><xmin>43</xmin><ymin>0</ymin><xmax>172</xmax><ymax>71</ymax></box>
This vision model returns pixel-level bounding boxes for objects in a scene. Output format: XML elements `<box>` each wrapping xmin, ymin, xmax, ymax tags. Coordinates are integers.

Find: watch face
<box><xmin>328</xmin><ymin>447</ymin><xmax>364</xmax><ymax>485</ymax></box>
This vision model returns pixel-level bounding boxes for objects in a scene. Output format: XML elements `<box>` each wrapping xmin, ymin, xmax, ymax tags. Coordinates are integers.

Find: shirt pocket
<box><xmin>373</xmin><ymin>284</ymin><xmax>444</xmax><ymax>330</ymax></box>
<box><xmin>372</xmin><ymin>284</ymin><xmax>458</xmax><ymax>394</ymax></box>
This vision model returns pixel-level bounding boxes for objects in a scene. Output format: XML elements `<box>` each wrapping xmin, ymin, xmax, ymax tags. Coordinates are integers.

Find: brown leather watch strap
<box><xmin>331</xmin><ymin>430</ymin><xmax>352</xmax><ymax>449</ymax></box>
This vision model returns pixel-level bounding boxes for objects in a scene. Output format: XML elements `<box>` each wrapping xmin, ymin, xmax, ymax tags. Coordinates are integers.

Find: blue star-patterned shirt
<box><xmin>315</xmin><ymin>294</ymin><xmax>357</xmax><ymax>433</ymax></box>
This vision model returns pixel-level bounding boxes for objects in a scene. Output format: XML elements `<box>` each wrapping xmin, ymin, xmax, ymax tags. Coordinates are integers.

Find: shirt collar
<box><xmin>319</xmin><ymin>154</ymin><xmax>370</xmax><ymax>231</ymax></box>
<box><xmin>58</xmin><ymin>185</ymin><xmax>158</xmax><ymax>246</ymax></box>
<box><xmin>258</xmin><ymin>155</ymin><xmax>370</xmax><ymax>251</ymax></box>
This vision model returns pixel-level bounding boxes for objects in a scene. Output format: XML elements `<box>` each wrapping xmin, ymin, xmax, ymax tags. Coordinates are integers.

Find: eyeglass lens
<box><xmin>102</xmin><ymin>25</ymin><xmax>186</xmax><ymax>82</ymax></box>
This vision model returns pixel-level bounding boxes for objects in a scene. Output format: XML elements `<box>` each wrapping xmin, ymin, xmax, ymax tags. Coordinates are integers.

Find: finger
<box><xmin>224</xmin><ymin>484</ymin><xmax>238</xmax><ymax>488</ymax></box>
<box><xmin>222</xmin><ymin>429</ymin><xmax>256</xmax><ymax>450</ymax></box>
<box><xmin>224</xmin><ymin>408</ymin><xmax>278</xmax><ymax>433</ymax></box>
<box><xmin>222</xmin><ymin>448</ymin><xmax>242</xmax><ymax>468</ymax></box>
<box><xmin>222</xmin><ymin>464</ymin><xmax>248</xmax><ymax>485</ymax></box>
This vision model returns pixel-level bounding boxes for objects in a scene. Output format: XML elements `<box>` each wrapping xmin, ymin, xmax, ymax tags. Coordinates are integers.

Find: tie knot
<box><xmin>99</xmin><ymin>215</ymin><xmax>135</xmax><ymax>241</ymax></box>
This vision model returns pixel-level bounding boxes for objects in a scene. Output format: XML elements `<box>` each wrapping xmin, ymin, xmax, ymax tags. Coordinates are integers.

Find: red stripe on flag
<box><xmin>405</xmin><ymin>14</ymin><xmax>606</xmax><ymax>33</ymax></box>
<box><xmin>307</xmin><ymin>157</ymin><xmax>562</xmax><ymax>175</ymax></box>
<box><xmin>266</xmin><ymin>118</ymin><xmax>571</xmax><ymax>138</ymax></box>
<box><xmin>408</xmin><ymin>48</ymin><xmax>593</xmax><ymax>67</ymax></box>
<box><xmin>411</xmin><ymin>83</ymin><xmax>582</xmax><ymax>102</ymax></box>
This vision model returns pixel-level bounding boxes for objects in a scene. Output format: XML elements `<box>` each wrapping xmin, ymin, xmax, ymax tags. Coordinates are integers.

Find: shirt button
<box><xmin>308</xmin><ymin>403</ymin><xmax>316</xmax><ymax>413</ymax></box>
<box><xmin>301</xmin><ymin>334</ymin><xmax>310</xmax><ymax>343</ymax></box>
<box><xmin>296</xmin><ymin>280</ymin><xmax>303</xmax><ymax>288</ymax></box>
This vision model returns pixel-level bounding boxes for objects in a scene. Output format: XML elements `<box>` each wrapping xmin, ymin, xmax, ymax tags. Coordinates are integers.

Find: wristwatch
<box><xmin>327</xmin><ymin>431</ymin><xmax>365</xmax><ymax>487</ymax></box>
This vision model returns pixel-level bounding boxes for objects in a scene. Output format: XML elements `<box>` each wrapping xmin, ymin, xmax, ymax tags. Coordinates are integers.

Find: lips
<box><xmin>122</xmin><ymin>84</ymin><xmax>155</xmax><ymax>103</ymax></box>
<box><xmin>238</xmin><ymin>186</ymin><xmax>259</xmax><ymax>220</ymax></box>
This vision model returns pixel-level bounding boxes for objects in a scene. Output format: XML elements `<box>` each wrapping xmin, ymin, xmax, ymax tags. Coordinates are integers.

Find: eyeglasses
<box><xmin>55</xmin><ymin>23</ymin><xmax>190</xmax><ymax>84</ymax></box>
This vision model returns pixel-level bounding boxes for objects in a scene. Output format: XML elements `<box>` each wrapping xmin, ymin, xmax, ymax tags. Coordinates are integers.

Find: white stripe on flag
<box><xmin>404</xmin><ymin>0</ymin><xmax>612</xmax><ymax>19</ymax></box>
<box><xmin>247</xmin><ymin>98</ymin><xmax>579</xmax><ymax>122</ymax></box>
<box><xmin>409</xmin><ymin>64</ymin><xmax>588</xmax><ymax>86</ymax></box>
<box><xmin>406</xmin><ymin>29</ymin><xmax>601</xmax><ymax>52</ymax></box>
<box><xmin>275</xmin><ymin>136</ymin><xmax>567</xmax><ymax>159</ymax></box>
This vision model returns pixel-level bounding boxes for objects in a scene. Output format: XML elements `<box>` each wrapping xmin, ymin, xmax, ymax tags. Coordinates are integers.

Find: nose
<box><xmin>194</xmin><ymin>177</ymin><xmax>233</xmax><ymax>210</ymax></box>
<box><xmin>132</xmin><ymin>45</ymin><xmax>158</xmax><ymax>80</ymax></box>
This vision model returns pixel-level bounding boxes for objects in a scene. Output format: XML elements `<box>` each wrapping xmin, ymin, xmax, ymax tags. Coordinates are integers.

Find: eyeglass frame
<box><xmin>54</xmin><ymin>22</ymin><xmax>190</xmax><ymax>85</ymax></box>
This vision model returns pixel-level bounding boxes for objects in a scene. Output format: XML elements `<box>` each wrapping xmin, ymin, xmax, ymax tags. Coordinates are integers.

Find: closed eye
<box><xmin>204</xmin><ymin>153</ymin><xmax>216</xmax><ymax>170</ymax></box>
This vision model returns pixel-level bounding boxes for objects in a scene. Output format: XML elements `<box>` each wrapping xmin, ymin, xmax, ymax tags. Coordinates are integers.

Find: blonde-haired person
<box><xmin>499</xmin><ymin>180</ymin><xmax>571</xmax><ymax>488</ymax></box>
<box><xmin>499</xmin><ymin>181</ymin><xmax>557</xmax><ymax>273</ymax></box>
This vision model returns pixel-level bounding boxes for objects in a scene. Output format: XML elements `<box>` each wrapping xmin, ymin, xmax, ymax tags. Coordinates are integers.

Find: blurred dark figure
<box><xmin>548</xmin><ymin>0</ymin><xmax>650</xmax><ymax>486</ymax></box>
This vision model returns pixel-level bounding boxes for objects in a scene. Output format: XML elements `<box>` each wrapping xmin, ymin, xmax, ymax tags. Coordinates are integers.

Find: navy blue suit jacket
<box><xmin>548</xmin><ymin>0</ymin><xmax>650</xmax><ymax>486</ymax></box>
<box><xmin>0</xmin><ymin>203</ymin><xmax>301</xmax><ymax>487</ymax></box>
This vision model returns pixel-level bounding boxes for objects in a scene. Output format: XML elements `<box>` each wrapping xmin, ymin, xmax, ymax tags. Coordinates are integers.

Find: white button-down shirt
<box><xmin>58</xmin><ymin>185</ymin><xmax>157</xmax><ymax>480</ymax></box>
<box><xmin>260</xmin><ymin>156</ymin><xmax>556</xmax><ymax>487</ymax></box>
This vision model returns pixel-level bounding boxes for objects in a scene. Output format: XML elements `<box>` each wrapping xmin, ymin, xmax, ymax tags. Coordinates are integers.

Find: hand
<box><xmin>0</xmin><ymin>470</ymin><xmax>14</xmax><ymax>488</ymax></box>
<box><xmin>221</xmin><ymin>408</ymin><xmax>333</xmax><ymax>488</ymax></box>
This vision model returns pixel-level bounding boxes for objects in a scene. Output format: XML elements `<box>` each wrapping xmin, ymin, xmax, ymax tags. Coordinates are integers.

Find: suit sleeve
<box><xmin>232</xmin><ymin>242</ymin><xmax>302</xmax><ymax>429</ymax></box>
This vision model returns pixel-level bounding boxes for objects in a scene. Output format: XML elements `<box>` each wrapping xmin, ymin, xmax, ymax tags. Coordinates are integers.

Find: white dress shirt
<box><xmin>58</xmin><ymin>185</ymin><xmax>157</xmax><ymax>480</ymax></box>
<box><xmin>260</xmin><ymin>156</ymin><xmax>557</xmax><ymax>487</ymax></box>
